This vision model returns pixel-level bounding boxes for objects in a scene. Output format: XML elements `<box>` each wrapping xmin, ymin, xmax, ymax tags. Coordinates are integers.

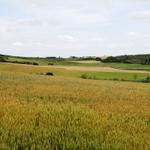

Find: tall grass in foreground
<box><xmin>1</xmin><ymin>101</ymin><xmax>150</xmax><ymax>150</ymax></box>
<box><xmin>0</xmin><ymin>71</ymin><xmax>150</xmax><ymax>149</ymax></box>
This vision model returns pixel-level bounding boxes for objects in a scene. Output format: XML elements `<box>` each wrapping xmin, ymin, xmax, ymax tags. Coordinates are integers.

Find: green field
<box><xmin>4</xmin><ymin>55</ymin><xmax>150</xmax><ymax>71</ymax></box>
<box><xmin>80</xmin><ymin>72</ymin><xmax>150</xmax><ymax>82</ymax></box>
<box><xmin>0</xmin><ymin>63</ymin><xmax>150</xmax><ymax>150</ymax></box>
<box><xmin>102</xmin><ymin>63</ymin><xmax>150</xmax><ymax>71</ymax></box>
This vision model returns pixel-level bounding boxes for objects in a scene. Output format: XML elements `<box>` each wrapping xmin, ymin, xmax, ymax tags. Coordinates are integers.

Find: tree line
<box><xmin>0</xmin><ymin>54</ymin><xmax>150</xmax><ymax>65</ymax></box>
<box><xmin>101</xmin><ymin>54</ymin><xmax>150</xmax><ymax>65</ymax></box>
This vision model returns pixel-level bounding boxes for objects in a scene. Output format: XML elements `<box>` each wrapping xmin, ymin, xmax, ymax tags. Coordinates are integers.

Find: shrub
<box><xmin>81</xmin><ymin>74</ymin><xmax>88</xmax><ymax>79</ymax></box>
<box><xmin>46</xmin><ymin>72</ymin><xmax>54</xmax><ymax>76</ymax></box>
<box><xmin>48</xmin><ymin>63</ymin><xmax>54</xmax><ymax>65</ymax></box>
<box><xmin>112</xmin><ymin>78</ymin><xmax>119</xmax><ymax>81</ymax></box>
<box><xmin>81</xmin><ymin>74</ymin><xmax>98</xmax><ymax>80</ymax></box>
<box><xmin>146</xmin><ymin>76</ymin><xmax>150</xmax><ymax>82</ymax></box>
<box><xmin>33</xmin><ymin>62</ymin><xmax>39</xmax><ymax>66</ymax></box>
<box><xmin>146</xmin><ymin>76</ymin><xmax>150</xmax><ymax>80</ymax></box>
<box><xmin>141</xmin><ymin>76</ymin><xmax>150</xmax><ymax>83</ymax></box>
<box><xmin>0</xmin><ymin>57</ymin><xmax>7</xmax><ymax>62</ymax></box>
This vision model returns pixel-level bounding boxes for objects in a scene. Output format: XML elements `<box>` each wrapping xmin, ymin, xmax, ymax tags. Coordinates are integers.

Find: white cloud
<box><xmin>58</xmin><ymin>35</ymin><xmax>75</xmax><ymax>41</ymax></box>
<box><xmin>128</xmin><ymin>32</ymin><xmax>150</xmax><ymax>39</ymax></box>
<box><xmin>129</xmin><ymin>10</ymin><xmax>150</xmax><ymax>20</ymax></box>
<box><xmin>128</xmin><ymin>32</ymin><xmax>139</xmax><ymax>38</ymax></box>
<box><xmin>0</xmin><ymin>0</ymin><xmax>150</xmax><ymax>56</ymax></box>
<box><xmin>13</xmin><ymin>42</ymin><xmax>24</xmax><ymax>47</ymax></box>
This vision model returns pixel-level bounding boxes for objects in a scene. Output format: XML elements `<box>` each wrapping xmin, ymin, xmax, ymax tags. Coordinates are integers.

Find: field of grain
<box><xmin>0</xmin><ymin>63</ymin><xmax>150</xmax><ymax>150</ymax></box>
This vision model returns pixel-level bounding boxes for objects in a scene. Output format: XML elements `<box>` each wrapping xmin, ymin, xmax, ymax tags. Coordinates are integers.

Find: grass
<box><xmin>80</xmin><ymin>72</ymin><xmax>150</xmax><ymax>82</ymax></box>
<box><xmin>0</xmin><ymin>63</ymin><xmax>150</xmax><ymax>149</ymax></box>
<box><xmin>6</xmin><ymin>56</ymin><xmax>150</xmax><ymax>71</ymax></box>
<box><xmin>8</xmin><ymin>57</ymin><xmax>55</xmax><ymax>65</ymax></box>
<box><xmin>103</xmin><ymin>63</ymin><xmax>150</xmax><ymax>71</ymax></box>
<box><xmin>0</xmin><ymin>63</ymin><xmax>150</xmax><ymax>82</ymax></box>
<box><xmin>7</xmin><ymin>57</ymin><xmax>83</xmax><ymax>66</ymax></box>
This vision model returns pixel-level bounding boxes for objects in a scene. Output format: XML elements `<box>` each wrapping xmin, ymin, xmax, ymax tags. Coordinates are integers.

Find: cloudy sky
<box><xmin>0</xmin><ymin>0</ymin><xmax>150</xmax><ymax>57</ymax></box>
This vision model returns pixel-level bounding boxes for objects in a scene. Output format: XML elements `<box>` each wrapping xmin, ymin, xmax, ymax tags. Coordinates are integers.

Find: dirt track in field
<box><xmin>48</xmin><ymin>65</ymin><xmax>149</xmax><ymax>74</ymax></box>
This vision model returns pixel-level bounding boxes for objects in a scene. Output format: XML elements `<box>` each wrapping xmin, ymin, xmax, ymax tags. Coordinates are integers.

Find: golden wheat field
<box><xmin>0</xmin><ymin>63</ymin><xmax>150</xmax><ymax>150</ymax></box>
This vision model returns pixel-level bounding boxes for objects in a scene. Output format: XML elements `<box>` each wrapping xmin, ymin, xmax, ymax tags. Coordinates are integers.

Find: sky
<box><xmin>0</xmin><ymin>0</ymin><xmax>150</xmax><ymax>57</ymax></box>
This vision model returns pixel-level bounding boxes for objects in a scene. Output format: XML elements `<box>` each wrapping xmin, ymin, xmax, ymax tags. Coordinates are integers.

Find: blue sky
<box><xmin>0</xmin><ymin>0</ymin><xmax>150</xmax><ymax>57</ymax></box>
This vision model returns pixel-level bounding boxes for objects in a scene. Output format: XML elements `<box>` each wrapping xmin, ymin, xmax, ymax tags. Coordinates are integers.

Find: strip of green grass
<box><xmin>105</xmin><ymin>63</ymin><xmax>150</xmax><ymax>71</ymax></box>
<box><xmin>80</xmin><ymin>72</ymin><xmax>150</xmax><ymax>82</ymax></box>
